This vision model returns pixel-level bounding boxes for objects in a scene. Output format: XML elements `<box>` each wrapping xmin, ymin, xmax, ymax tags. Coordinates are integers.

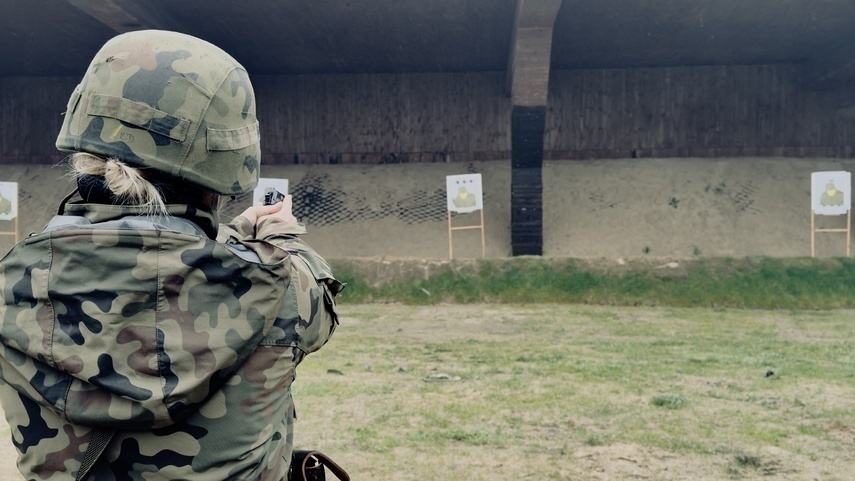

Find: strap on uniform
<box><xmin>290</xmin><ymin>450</ymin><xmax>350</xmax><ymax>481</ymax></box>
<box><xmin>57</xmin><ymin>188</ymin><xmax>80</xmax><ymax>215</ymax></box>
<box><xmin>76</xmin><ymin>428</ymin><xmax>116</xmax><ymax>481</ymax></box>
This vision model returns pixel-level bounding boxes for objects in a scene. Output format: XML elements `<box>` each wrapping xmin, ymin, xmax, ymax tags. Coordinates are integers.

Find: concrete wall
<box><xmin>0</xmin><ymin>157</ymin><xmax>851</xmax><ymax>259</ymax></box>
<box><xmin>546</xmin><ymin>65</ymin><xmax>855</xmax><ymax>159</ymax></box>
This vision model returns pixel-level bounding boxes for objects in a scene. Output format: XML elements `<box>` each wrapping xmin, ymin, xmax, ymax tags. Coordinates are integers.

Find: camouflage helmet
<box><xmin>56</xmin><ymin>30</ymin><xmax>260</xmax><ymax>195</ymax></box>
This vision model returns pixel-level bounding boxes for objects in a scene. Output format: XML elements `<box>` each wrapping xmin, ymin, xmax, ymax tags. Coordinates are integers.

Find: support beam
<box><xmin>507</xmin><ymin>0</ymin><xmax>562</xmax><ymax>256</ymax></box>
<box><xmin>511</xmin><ymin>105</ymin><xmax>546</xmax><ymax>256</ymax></box>
<box><xmin>64</xmin><ymin>0</ymin><xmax>185</xmax><ymax>33</ymax></box>
<box><xmin>507</xmin><ymin>0</ymin><xmax>563</xmax><ymax>105</ymax></box>
<box><xmin>111</xmin><ymin>0</ymin><xmax>186</xmax><ymax>32</ymax></box>
<box><xmin>64</xmin><ymin>0</ymin><xmax>146</xmax><ymax>32</ymax></box>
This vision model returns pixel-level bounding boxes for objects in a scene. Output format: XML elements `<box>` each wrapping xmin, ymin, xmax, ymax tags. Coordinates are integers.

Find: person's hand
<box><xmin>238</xmin><ymin>195</ymin><xmax>298</xmax><ymax>226</ymax></box>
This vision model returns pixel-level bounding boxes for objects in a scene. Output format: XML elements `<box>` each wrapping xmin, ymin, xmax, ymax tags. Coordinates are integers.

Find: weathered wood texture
<box><xmin>546</xmin><ymin>64</ymin><xmax>855</xmax><ymax>159</ymax></box>
<box><xmin>2</xmin><ymin>64</ymin><xmax>854</xmax><ymax>165</ymax></box>
<box><xmin>0</xmin><ymin>77</ymin><xmax>78</xmax><ymax>165</ymax></box>
<box><xmin>254</xmin><ymin>72</ymin><xmax>511</xmax><ymax>164</ymax></box>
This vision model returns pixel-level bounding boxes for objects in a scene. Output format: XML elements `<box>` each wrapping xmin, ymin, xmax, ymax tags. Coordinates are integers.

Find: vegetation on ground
<box><xmin>331</xmin><ymin>256</ymin><xmax>855</xmax><ymax>309</ymax></box>
<box><xmin>296</xmin><ymin>304</ymin><xmax>855</xmax><ymax>480</ymax></box>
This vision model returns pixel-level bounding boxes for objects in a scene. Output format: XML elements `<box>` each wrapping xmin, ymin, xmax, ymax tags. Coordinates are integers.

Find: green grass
<box><xmin>331</xmin><ymin>256</ymin><xmax>855</xmax><ymax>309</ymax></box>
<box><xmin>650</xmin><ymin>394</ymin><xmax>688</xmax><ymax>409</ymax></box>
<box><xmin>292</xmin><ymin>304</ymin><xmax>855</xmax><ymax>480</ymax></box>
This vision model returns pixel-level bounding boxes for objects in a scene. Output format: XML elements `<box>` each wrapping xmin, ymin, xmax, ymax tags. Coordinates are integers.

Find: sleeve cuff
<box><xmin>256</xmin><ymin>217</ymin><xmax>308</xmax><ymax>240</ymax></box>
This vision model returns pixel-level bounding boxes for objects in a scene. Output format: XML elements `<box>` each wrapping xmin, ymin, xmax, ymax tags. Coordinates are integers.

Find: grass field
<box><xmin>2</xmin><ymin>258</ymin><xmax>853</xmax><ymax>480</ymax></box>
<box><xmin>332</xmin><ymin>256</ymin><xmax>855</xmax><ymax>309</ymax></box>
<box><xmin>293</xmin><ymin>303</ymin><xmax>855</xmax><ymax>480</ymax></box>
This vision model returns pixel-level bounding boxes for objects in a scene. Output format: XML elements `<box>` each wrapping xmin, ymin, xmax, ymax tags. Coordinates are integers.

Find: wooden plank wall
<box><xmin>546</xmin><ymin>64</ymin><xmax>855</xmax><ymax>159</ymax></box>
<box><xmin>254</xmin><ymin>71</ymin><xmax>511</xmax><ymax>164</ymax></box>
<box><xmin>1</xmin><ymin>64</ymin><xmax>854</xmax><ymax>165</ymax></box>
<box><xmin>0</xmin><ymin>76</ymin><xmax>78</xmax><ymax>165</ymax></box>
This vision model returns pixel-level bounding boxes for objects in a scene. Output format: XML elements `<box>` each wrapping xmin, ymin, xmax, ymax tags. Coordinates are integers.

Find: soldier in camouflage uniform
<box><xmin>0</xmin><ymin>30</ymin><xmax>343</xmax><ymax>480</ymax></box>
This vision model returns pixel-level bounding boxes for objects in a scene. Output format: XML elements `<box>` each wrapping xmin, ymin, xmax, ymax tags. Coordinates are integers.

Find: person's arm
<box><xmin>229</xmin><ymin>194</ymin><xmax>342</xmax><ymax>291</ymax></box>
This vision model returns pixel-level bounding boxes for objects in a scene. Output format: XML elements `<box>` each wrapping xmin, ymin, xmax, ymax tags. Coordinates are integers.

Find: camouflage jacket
<box><xmin>0</xmin><ymin>202</ymin><xmax>342</xmax><ymax>480</ymax></box>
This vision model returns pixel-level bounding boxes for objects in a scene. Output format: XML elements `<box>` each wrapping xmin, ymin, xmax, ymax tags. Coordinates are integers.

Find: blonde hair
<box><xmin>68</xmin><ymin>152</ymin><xmax>167</xmax><ymax>216</ymax></box>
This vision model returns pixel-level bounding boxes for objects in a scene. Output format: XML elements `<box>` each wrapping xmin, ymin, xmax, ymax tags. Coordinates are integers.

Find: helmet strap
<box><xmin>56</xmin><ymin>188</ymin><xmax>80</xmax><ymax>215</ymax></box>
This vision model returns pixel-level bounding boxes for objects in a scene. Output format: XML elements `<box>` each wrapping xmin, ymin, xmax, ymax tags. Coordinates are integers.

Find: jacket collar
<box><xmin>61</xmin><ymin>201</ymin><xmax>220</xmax><ymax>238</ymax></box>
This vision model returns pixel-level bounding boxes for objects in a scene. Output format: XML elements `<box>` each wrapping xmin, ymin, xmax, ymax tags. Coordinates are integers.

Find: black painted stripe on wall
<box><xmin>511</xmin><ymin>105</ymin><xmax>546</xmax><ymax>256</ymax></box>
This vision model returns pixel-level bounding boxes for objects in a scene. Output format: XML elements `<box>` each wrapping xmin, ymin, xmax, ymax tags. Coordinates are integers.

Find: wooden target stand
<box><xmin>0</xmin><ymin>216</ymin><xmax>19</xmax><ymax>246</ymax></box>
<box><xmin>811</xmin><ymin>209</ymin><xmax>850</xmax><ymax>257</ymax></box>
<box><xmin>448</xmin><ymin>209</ymin><xmax>485</xmax><ymax>259</ymax></box>
<box><xmin>0</xmin><ymin>183</ymin><xmax>19</xmax><ymax>249</ymax></box>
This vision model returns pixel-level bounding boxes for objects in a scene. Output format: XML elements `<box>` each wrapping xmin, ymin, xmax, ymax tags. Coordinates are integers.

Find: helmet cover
<box><xmin>56</xmin><ymin>30</ymin><xmax>260</xmax><ymax>195</ymax></box>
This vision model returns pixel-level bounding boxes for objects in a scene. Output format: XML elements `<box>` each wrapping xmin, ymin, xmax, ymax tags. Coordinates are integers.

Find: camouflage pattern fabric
<box><xmin>55</xmin><ymin>30</ymin><xmax>261</xmax><ymax>195</ymax></box>
<box><xmin>0</xmin><ymin>202</ymin><xmax>342</xmax><ymax>480</ymax></box>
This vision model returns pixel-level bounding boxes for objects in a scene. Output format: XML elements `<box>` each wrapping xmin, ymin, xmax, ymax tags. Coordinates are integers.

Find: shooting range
<box><xmin>4</xmin><ymin>1</ymin><xmax>855</xmax><ymax>259</ymax></box>
<box><xmin>2</xmin><ymin>2</ymin><xmax>855</xmax><ymax>479</ymax></box>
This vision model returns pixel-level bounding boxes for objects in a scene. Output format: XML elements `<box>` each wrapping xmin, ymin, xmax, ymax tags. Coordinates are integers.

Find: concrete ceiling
<box><xmin>1</xmin><ymin>0</ymin><xmax>854</xmax><ymax>90</ymax></box>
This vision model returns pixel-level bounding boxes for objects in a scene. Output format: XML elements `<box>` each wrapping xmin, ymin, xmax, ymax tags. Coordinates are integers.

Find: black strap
<box><xmin>76</xmin><ymin>428</ymin><xmax>116</xmax><ymax>481</ymax></box>
<box><xmin>56</xmin><ymin>188</ymin><xmax>79</xmax><ymax>215</ymax></box>
<box><xmin>290</xmin><ymin>450</ymin><xmax>350</xmax><ymax>481</ymax></box>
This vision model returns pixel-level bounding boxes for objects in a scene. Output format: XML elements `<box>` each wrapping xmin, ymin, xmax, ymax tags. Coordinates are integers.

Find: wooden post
<box><xmin>448</xmin><ymin>211</ymin><xmax>454</xmax><ymax>259</ymax></box>
<box><xmin>448</xmin><ymin>209</ymin><xmax>486</xmax><ymax>260</ymax></box>
<box><xmin>811</xmin><ymin>209</ymin><xmax>815</xmax><ymax>257</ymax></box>
<box><xmin>811</xmin><ymin>208</ymin><xmax>815</xmax><ymax>257</ymax></box>
<box><xmin>480</xmin><ymin>208</ymin><xmax>486</xmax><ymax>257</ymax></box>
<box><xmin>0</xmin><ymin>217</ymin><xmax>18</xmax><ymax>249</ymax></box>
<box><xmin>811</xmin><ymin>210</ymin><xmax>850</xmax><ymax>257</ymax></box>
